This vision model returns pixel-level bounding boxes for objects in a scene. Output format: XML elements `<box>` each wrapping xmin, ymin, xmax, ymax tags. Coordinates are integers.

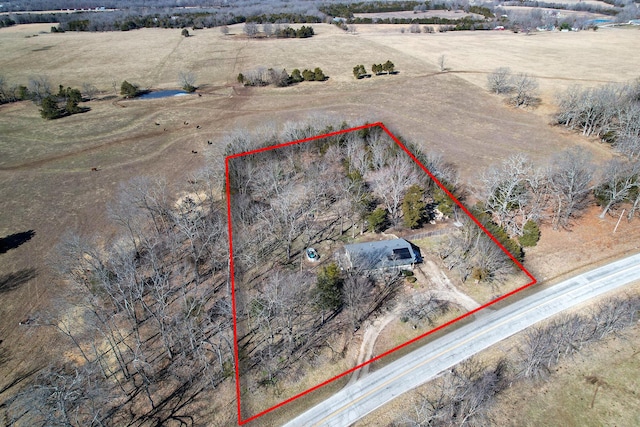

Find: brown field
<box><xmin>1</xmin><ymin>22</ymin><xmax>640</xmax><ymax>425</ymax></box>
<box><xmin>501</xmin><ymin>5</ymin><xmax>611</xmax><ymax>21</ymax></box>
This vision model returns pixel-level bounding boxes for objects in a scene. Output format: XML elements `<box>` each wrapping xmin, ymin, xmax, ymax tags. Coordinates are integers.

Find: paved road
<box><xmin>283</xmin><ymin>253</ymin><xmax>640</xmax><ymax>427</ymax></box>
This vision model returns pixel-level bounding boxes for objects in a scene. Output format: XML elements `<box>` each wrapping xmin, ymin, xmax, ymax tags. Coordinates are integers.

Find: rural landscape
<box><xmin>1</xmin><ymin>0</ymin><xmax>639</xmax><ymax>426</ymax></box>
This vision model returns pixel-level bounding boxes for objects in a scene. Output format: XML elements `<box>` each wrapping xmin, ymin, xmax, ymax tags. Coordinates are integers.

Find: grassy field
<box><xmin>1</xmin><ymin>22</ymin><xmax>640</xmax><ymax>425</ymax></box>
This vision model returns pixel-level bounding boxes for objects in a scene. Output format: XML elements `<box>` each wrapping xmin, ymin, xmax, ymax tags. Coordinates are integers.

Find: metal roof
<box><xmin>344</xmin><ymin>238</ymin><xmax>421</xmax><ymax>270</ymax></box>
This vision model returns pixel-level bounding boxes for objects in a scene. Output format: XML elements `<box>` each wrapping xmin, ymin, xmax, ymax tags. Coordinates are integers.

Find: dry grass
<box><xmin>357</xmin><ymin>283</ymin><xmax>640</xmax><ymax>427</ymax></box>
<box><xmin>2</xmin><ymin>22</ymin><xmax>640</xmax><ymax>425</ymax></box>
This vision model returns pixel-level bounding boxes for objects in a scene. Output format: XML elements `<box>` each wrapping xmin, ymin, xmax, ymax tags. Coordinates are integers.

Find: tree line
<box><xmin>353</xmin><ymin>60</ymin><xmax>396</xmax><ymax>79</ymax></box>
<box><xmin>242</xmin><ymin>22</ymin><xmax>315</xmax><ymax>38</ymax></box>
<box><xmin>237</xmin><ymin>66</ymin><xmax>327</xmax><ymax>87</ymax></box>
<box><xmin>483</xmin><ymin>75</ymin><xmax>640</xmax><ymax>228</ymax></box>
<box><xmin>7</xmin><ymin>2</ymin><xmax>327</xmax><ymax>33</ymax></box>
<box><xmin>400</xmin><ymin>294</ymin><xmax>640</xmax><ymax>426</ymax></box>
<box><xmin>1</xmin><ymin>73</ymin><xmax>203</xmax><ymax>117</ymax></box>
<box><xmin>0</xmin><ymin>75</ymin><xmax>91</xmax><ymax>119</ymax></box>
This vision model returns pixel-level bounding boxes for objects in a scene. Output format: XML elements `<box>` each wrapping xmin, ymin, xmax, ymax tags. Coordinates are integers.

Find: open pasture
<box><xmin>1</xmin><ymin>21</ymin><xmax>639</xmax><ymax>424</ymax></box>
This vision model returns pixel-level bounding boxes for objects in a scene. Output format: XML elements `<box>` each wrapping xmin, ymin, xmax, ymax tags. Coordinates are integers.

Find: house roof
<box><xmin>344</xmin><ymin>238</ymin><xmax>421</xmax><ymax>270</ymax></box>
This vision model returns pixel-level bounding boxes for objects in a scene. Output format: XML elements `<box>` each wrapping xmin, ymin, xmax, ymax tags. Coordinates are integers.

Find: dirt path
<box><xmin>346</xmin><ymin>259</ymin><xmax>484</xmax><ymax>387</ymax></box>
<box><xmin>415</xmin><ymin>260</ymin><xmax>484</xmax><ymax>313</ymax></box>
<box><xmin>346</xmin><ymin>305</ymin><xmax>402</xmax><ymax>387</ymax></box>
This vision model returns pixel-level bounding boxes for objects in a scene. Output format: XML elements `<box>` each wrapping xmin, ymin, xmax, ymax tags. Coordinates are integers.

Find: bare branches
<box><xmin>547</xmin><ymin>148</ymin><xmax>595</xmax><ymax>229</ymax></box>
<box><xmin>509</xmin><ymin>73</ymin><xmax>539</xmax><ymax>108</ymax></box>
<box><xmin>402</xmin><ymin>295</ymin><xmax>640</xmax><ymax>427</ymax></box>
<box><xmin>402</xmin><ymin>357</ymin><xmax>511</xmax><ymax>427</ymax></box>
<box><xmin>486</xmin><ymin>68</ymin><xmax>539</xmax><ymax>107</ymax></box>
<box><xmin>517</xmin><ymin>295</ymin><xmax>640</xmax><ymax>380</ymax></box>
<box><xmin>481</xmin><ymin>154</ymin><xmax>546</xmax><ymax>237</ymax></box>
<box><xmin>556</xmin><ymin>80</ymin><xmax>640</xmax><ymax>159</ymax></box>
<box><xmin>243</xmin><ymin>21</ymin><xmax>259</xmax><ymax>38</ymax></box>
<box><xmin>594</xmin><ymin>158</ymin><xmax>640</xmax><ymax>219</ymax></box>
<box><xmin>368</xmin><ymin>154</ymin><xmax>419</xmax><ymax>223</ymax></box>
<box><xmin>438</xmin><ymin>214</ymin><xmax>516</xmax><ymax>283</ymax></box>
<box><xmin>178</xmin><ymin>70</ymin><xmax>197</xmax><ymax>92</ymax></box>
<box><xmin>487</xmin><ymin>67</ymin><xmax>513</xmax><ymax>94</ymax></box>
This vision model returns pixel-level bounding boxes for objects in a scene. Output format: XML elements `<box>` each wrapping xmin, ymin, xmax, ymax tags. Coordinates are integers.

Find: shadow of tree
<box><xmin>0</xmin><ymin>346</ymin><xmax>9</xmax><ymax>368</ymax></box>
<box><xmin>0</xmin><ymin>230</ymin><xmax>36</xmax><ymax>254</ymax></box>
<box><xmin>0</xmin><ymin>269</ymin><xmax>37</xmax><ymax>294</ymax></box>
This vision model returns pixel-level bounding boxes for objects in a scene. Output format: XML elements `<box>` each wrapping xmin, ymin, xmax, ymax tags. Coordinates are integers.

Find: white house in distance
<box><xmin>342</xmin><ymin>238</ymin><xmax>422</xmax><ymax>271</ymax></box>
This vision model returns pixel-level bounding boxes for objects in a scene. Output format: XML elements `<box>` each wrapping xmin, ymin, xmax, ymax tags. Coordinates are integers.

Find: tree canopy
<box><xmin>120</xmin><ymin>80</ymin><xmax>140</xmax><ymax>98</ymax></box>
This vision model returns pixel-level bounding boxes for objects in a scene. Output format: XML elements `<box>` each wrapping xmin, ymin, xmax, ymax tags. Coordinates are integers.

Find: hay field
<box><xmin>1</xmin><ymin>22</ymin><xmax>639</xmax><ymax>424</ymax></box>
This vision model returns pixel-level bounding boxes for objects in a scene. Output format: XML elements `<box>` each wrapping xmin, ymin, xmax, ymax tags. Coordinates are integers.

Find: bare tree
<box><xmin>343</xmin><ymin>268</ymin><xmax>374</xmax><ymax>329</ymax></box>
<box><xmin>402</xmin><ymin>357</ymin><xmax>510</xmax><ymax>426</ymax></box>
<box><xmin>243</xmin><ymin>21</ymin><xmax>259</xmax><ymax>38</ymax></box>
<box><xmin>547</xmin><ymin>148</ymin><xmax>595</xmax><ymax>229</ymax></box>
<box><xmin>368</xmin><ymin>154</ymin><xmax>419</xmax><ymax>222</ymax></box>
<box><xmin>487</xmin><ymin>67</ymin><xmax>512</xmax><ymax>94</ymax></box>
<box><xmin>81</xmin><ymin>82</ymin><xmax>98</xmax><ymax>100</ymax></box>
<box><xmin>509</xmin><ymin>73</ymin><xmax>539</xmax><ymax>107</ymax></box>
<box><xmin>438</xmin><ymin>54</ymin><xmax>447</xmax><ymax>72</ymax></box>
<box><xmin>345</xmin><ymin>133</ymin><xmax>369</xmax><ymax>177</ymax></box>
<box><xmin>27</xmin><ymin>75</ymin><xmax>51</xmax><ymax>104</ymax></box>
<box><xmin>555</xmin><ymin>83</ymin><xmax>619</xmax><ymax>137</ymax></box>
<box><xmin>481</xmin><ymin>154</ymin><xmax>546</xmax><ymax>236</ymax></box>
<box><xmin>595</xmin><ymin>158</ymin><xmax>639</xmax><ymax>218</ymax></box>
<box><xmin>614</xmin><ymin>102</ymin><xmax>640</xmax><ymax>160</ymax></box>
<box><xmin>178</xmin><ymin>70</ymin><xmax>197</xmax><ymax>91</ymax></box>
<box><xmin>262</xmin><ymin>21</ymin><xmax>273</xmax><ymax>37</ymax></box>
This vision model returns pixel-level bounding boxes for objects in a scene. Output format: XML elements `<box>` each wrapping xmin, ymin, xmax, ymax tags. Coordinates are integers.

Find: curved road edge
<box><xmin>282</xmin><ymin>252</ymin><xmax>640</xmax><ymax>427</ymax></box>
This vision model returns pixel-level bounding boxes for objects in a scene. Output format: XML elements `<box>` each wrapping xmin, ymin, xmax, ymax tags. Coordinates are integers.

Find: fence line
<box><xmin>405</xmin><ymin>227</ymin><xmax>454</xmax><ymax>241</ymax></box>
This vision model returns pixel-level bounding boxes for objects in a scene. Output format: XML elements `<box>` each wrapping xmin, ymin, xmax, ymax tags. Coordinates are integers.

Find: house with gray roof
<box><xmin>342</xmin><ymin>238</ymin><xmax>422</xmax><ymax>271</ymax></box>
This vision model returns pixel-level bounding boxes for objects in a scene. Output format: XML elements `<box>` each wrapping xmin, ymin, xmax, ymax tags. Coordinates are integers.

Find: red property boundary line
<box><xmin>225</xmin><ymin>122</ymin><xmax>537</xmax><ymax>425</ymax></box>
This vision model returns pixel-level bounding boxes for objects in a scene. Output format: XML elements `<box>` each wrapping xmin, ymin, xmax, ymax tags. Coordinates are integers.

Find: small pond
<box><xmin>138</xmin><ymin>90</ymin><xmax>189</xmax><ymax>100</ymax></box>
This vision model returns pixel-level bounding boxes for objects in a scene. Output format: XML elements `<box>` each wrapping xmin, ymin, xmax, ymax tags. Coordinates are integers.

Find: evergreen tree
<box><xmin>302</xmin><ymin>69</ymin><xmax>315</xmax><ymax>81</ymax></box>
<box><xmin>367</xmin><ymin>207</ymin><xmax>388</xmax><ymax>232</ymax></box>
<box><xmin>65</xmin><ymin>88</ymin><xmax>82</xmax><ymax>113</ymax></box>
<box><xmin>314</xmin><ymin>67</ymin><xmax>326</xmax><ymax>81</ymax></box>
<box><xmin>120</xmin><ymin>80</ymin><xmax>139</xmax><ymax>98</ymax></box>
<box><xmin>296</xmin><ymin>25</ymin><xmax>314</xmax><ymax>38</ymax></box>
<box><xmin>402</xmin><ymin>185</ymin><xmax>426</xmax><ymax>229</ymax></box>
<box><xmin>353</xmin><ymin>64</ymin><xmax>366</xmax><ymax>79</ymax></box>
<box><xmin>40</xmin><ymin>95</ymin><xmax>62</xmax><ymax>119</ymax></box>
<box><xmin>520</xmin><ymin>220</ymin><xmax>541</xmax><ymax>247</ymax></box>
<box><xmin>433</xmin><ymin>187</ymin><xmax>454</xmax><ymax>216</ymax></box>
<box><xmin>316</xmin><ymin>263</ymin><xmax>343</xmax><ymax>311</ymax></box>
<box><xmin>290</xmin><ymin>68</ymin><xmax>303</xmax><ymax>83</ymax></box>
<box><xmin>383</xmin><ymin>60</ymin><xmax>395</xmax><ymax>74</ymax></box>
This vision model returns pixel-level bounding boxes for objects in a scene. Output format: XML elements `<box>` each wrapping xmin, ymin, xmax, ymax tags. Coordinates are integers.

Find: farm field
<box><xmin>1</xmin><ymin>21</ymin><xmax>640</xmax><ymax>425</ymax></box>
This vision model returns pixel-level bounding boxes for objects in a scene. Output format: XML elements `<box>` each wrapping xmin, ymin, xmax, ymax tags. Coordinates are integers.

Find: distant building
<box><xmin>342</xmin><ymin>238</ymin><xmax>422</xmax><ymax>271</ymax></box>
